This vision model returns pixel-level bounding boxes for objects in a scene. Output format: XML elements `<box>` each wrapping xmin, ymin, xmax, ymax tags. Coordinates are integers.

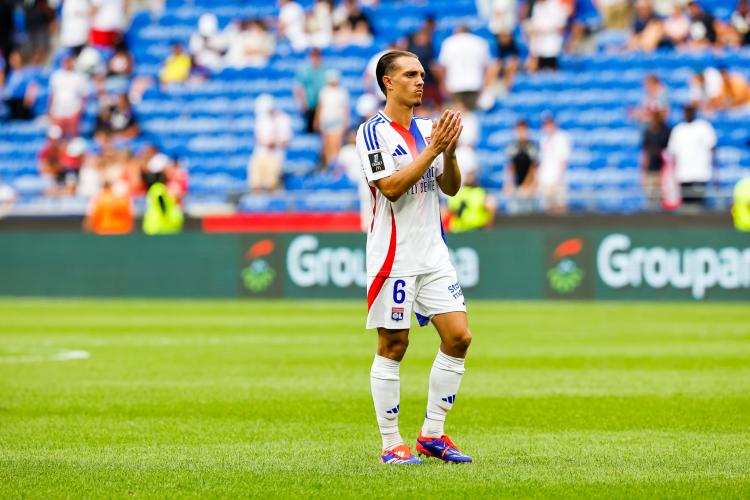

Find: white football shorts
<box><xmin>366</xmin><ymin>265</ymin><xmax>467</xmax><ymax>330</ymax></box>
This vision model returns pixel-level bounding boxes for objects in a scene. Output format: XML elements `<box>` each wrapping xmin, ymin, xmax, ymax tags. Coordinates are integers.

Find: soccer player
<box><xmin>356</xmin><ymin>50</ymin><xmax>473</xmax><ymax>465</ymax></box>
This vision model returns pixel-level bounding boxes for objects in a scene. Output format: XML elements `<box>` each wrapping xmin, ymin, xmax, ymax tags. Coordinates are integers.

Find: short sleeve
<box><xmin>356</xmin><ymin>122</ymin><xmax>396</xmax><ymax>185</ymax></box>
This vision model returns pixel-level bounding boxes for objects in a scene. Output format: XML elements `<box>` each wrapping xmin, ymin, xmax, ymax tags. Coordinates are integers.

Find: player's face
<box><xmin>386</xmin><ymin>57</ymin><xmax>425</xmax><ymax>107</ymax></box>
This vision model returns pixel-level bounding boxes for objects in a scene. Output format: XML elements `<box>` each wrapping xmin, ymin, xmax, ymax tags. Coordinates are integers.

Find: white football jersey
<box><xmin>356</xmin><ymin>111</ymin><xmax>451</xmax><ymax>280</ymax></box>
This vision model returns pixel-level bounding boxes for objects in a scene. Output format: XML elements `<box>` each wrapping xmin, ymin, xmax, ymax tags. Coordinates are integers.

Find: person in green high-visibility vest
<box><xmin>445</xmin><ymin>160</ymin><xmax>496</xmax><ymax>233</ymax></box>
<box><xmin>142</xmin><ymin>155</ymin><xmax>184</xmax><ymax>235</ymax></box>
<box><xmin>733</xmin><ymin>177</ymin><xmax>750</xmax><ymax>232</ymax></box>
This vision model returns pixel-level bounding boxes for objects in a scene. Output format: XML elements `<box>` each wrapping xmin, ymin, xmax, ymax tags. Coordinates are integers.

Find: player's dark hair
<box><xmin>375</xmin><ymin>50</ymin><xmax>418</xmax><ymax>97</ymax></box>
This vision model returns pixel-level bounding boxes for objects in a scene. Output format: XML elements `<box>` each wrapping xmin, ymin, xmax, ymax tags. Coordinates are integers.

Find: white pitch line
<box><xmin>0</xmin><ymin>348</ymin><xmax>90</xmax><ymax>364</ymax></box>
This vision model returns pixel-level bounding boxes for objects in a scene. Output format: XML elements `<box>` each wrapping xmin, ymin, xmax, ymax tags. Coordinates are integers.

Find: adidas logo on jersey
<box><xmin>392</xmin><ymin>145</ymin><xmax>408</xmax><ymax>157</ymax></box>
<box><xmin>442</xmin><ymin>394</ymin><xmax>456</xmax><ymax>404</ymax></box>
<box><xmin>386</xmin><ymin>404</ymin><xmax>400</xmax><ymax>414</ymax></box>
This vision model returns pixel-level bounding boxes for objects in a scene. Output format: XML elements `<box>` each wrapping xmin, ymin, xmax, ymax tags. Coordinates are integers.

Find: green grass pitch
<box><xmin>1</xmin><ymin>299</ymin><xmax>749</xmax><ymax>498</ymax></box>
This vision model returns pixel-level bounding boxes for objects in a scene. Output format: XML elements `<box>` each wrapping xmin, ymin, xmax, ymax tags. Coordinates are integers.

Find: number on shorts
<box><xmin>393</xmin><ymin>279</ymin><xmax>406</xmax><ymax>304</ymax></box>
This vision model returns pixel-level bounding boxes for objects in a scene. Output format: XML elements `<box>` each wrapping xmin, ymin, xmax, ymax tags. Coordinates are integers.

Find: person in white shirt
<box><xmin>667</xmin><ymin>105</ymin><xmax>716</xmax><ymax>209</ymax></box>
<box><xmin>307</xmin><ymin>0</ymin><xmax>333</xmax><ymax>48</ymax></box>
<box><xmin>488</xmin><ymin>0</ymin><xmax>517</xmax><ymax>35</ymax></box>
<box><xmin>537</xmin><ymin>113</ymin><xmax>571</xmax><ymax>213</ymax></box>
<box><xmin>437</xmin><ymin>25</ymin><xmax>497</xmax><ymax>110</ymax></box>
<box><xmin>48</xmin><ymin>55</ymin><xmax>90</xmax><ymax>138</ymax></box>
<box><xmin>316</xmin><ymin>69</ymin><xmax>350</xmax><ymax>168</ymax></box>
<box><xmin>224</xmin><ymin>19</ymin><xmax>276</xmax><ymax>69</ymax></box>
<box><xmin>90</xmin><ymin>0</ymin><xmax>126</xmax><ymax>48</ymax></box>
<box><xmin>189</xmin><ymin>13</ymin><xmax>227</xmax><ymax>73</ymax></box>
<box><xmin>248</xmin><ymin>94</ymin><xmax>292</xmax><ymax>192</ymax></box>
<box><xmin>689</xmin><ymin>67</ymin><xmax>723</xmax><ymax>110</ymax></box>
<box><xmin>278</xmin><ymin>0</ymin><xmax>308</xmax><ymax>51</ymax></box>
<box><xmin>60</xmin><ymin>0</ymin><xmax>91</xmax><ymax>53</ymax></box>
<box><xmin>525</xmin><ymin>0</ymin><xmax>569</xmax><ymax>72</ymax></box>
<box><xmin>356</xmin><ymin>50</ymin><xmax>473</xmax><ymax>465</ymax></box>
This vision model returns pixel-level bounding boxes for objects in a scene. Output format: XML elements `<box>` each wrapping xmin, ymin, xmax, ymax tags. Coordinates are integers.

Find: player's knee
<box><xmin>451</xmin><ymin>329</ymin><xmax>472</xmax><ymax>355</ymax></box>
<box><xmin>379</xmin><ymin>335</ymin><xmax>409</xmax><ymax>360</ymax></box>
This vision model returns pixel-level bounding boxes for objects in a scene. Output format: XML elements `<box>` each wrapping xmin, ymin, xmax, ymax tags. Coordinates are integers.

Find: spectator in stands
<box><xmin>481</xmin><ymin>2</ymin><xmax>520</xmax><ymax>91</ymax></box>
<box><xmin>23</xmin><ymin>0</ymin><xmax>56</xmax><ymax>64</ymax></box>
<box><xmin>224</xmin><ymin>19</ymin><xmax>276</xmax><ymax>69</ymax></box>
<box><xmin>689</xmin><ymin>66</ymin><xmax>722</xmax><ymax>110</ymax></box>
<box><xmin>316</xmin><ymin>70</ymin><xmax>350</xmax><ymax>169</ymax></box>
<box><xmin>76</xmin><ymin>140</ymin><xmax>106</xmax><ymax>198</ymax></box>
<box><xmin>438</xmin><ymin>25</ymin><xmax>497</xmax><ymax>110</ymax></box>
<box><xmin>504</xmin><ymin>119</ymin><xmax>539</xmax><ymax>214</ymax></box>
<box><xmin>629</xmin><ymin>74</ymin><xmax>669</xmax><ymax>124</ymax></box>
<box><xmin>125</xmin><ymin>143</ymin><xmax>159</xmax><ymax>195</ymax></box>
<box><xmin>686</xmin><ymin>1</ymin><xmax>718</xmax><ymax>49</ymax></box>
<box><xmin>248</xmin><ymin>94</ymin><xmax>292</xmax><ymax>192</ymax></box>
<box><xmin>627</xmin><ymin>0</ymin><xmax>666</xmax><ymax>52</ymax></box>
<box><xmin>76</xmin><ymin>46</ymin><xmax>106</xmax><ymax>77</ymax></box>
<box><xmin>90</xmin><ymin>0</ymin><xmax>127</xmax><ymax>48</ymax></box>
<box><xmin>52</xmin><ymin>137</ymin><xmax>87</xmax><ymax>196</ymax></box>
<box><xmin>142</xmin><ymin>166</ymin><xmax>184</xmax><ymax>235</ymax></box>
<box><xmin>307</xmin><ymin>0</ymin><xmax>334</xmax><ymax>48</ymax></box>
<box><xmin>101</xmin><ymin>92</ymin><xmax>139</xmax><ymax>140</ymax></box>
<box><xmin>279</xmin><ymin>0</ymin><xmax>308</xmax><ymax>51</ymax></box>
<box><xmin>160</xmin><ymin>42</ymin><xmax>192</xmax><ymax>85</ymax></box>
<box><xmin>333</xmin><ymin>0</ymin><xmax>374</xmax><ymax>36</ymax></box>
<box><xmin>706</xmin><ymin>66</ymin><xmax>750</xmax><ymax>111</ymax></box>
<box><xmin>445</xmin><ymin>161</ymin><xmax>496</xmax><ymax>232</ymax></box>
<box><xmin>59</xmin><ymin>0</ymin><xmax>92</xmax><ymax>56</ymax></box>
<box><xmin>48</xmin><ymin>55</ymin><xmax>89</xmax><ymax>137</ymax></box>
<box><xmin>537</xmin><ymin>113</ymin><xmax>571</xmax><ymax>213</ymax></box>
<box><xmin>595</xmin><ymin>0</ymin><xmax>632</xmax><ymax>30</ymax></box>
<box><xmin>525</xmin><ymin>0</ymin><xmax>569</xmax><ymax>71</ymax></box>
<box><xmin>730</xmin><ymin>0</ymin><xmax>750</xmax><ymax>46</ymax></box>
<box><xmin>486</xmin><ymin>0</ymin><xmax>517</xmax><ymax>36</ymax></box>
<box><xmin>496</xmin><ymin>31</ymin><xmax>520</xmax><ymax>92</ymax></box>
<box><xmin>190</xmin><ymin>13</ymin><xmax>227</xmax><ymax>73</ymax></box>
<box><xmin>667</xmin><ymin>105</ymin><xmax>716</xmax><ymax>209</ymax></box>
<box><xmin>38</xmin><ymin>125</ymin><xmax>64</xmax><ymax>188</ymax></box>
<box><xmin>107</xmin><ymin>39</ymin><xmax>135</xmax><ymax>83</ymax></box>
<box><xmin>407</xmin><ymin>17</ymin><xmax>441</xmax><ymax>108</ymax></box>
<box><xmin>346</xmin><ymin>18</ymin><xmax>374</xmax><ymax>47</ymax></box>
<box><xmin>641</xmin><ymin>110</ymin><xmax>671</xmax><ymax>211</ymax></box>
<box><xmin>1</xmin><ymin>50</ymin><xmax>39</xmax><ymax>121</ymax></box>
<box><xmin>83</xmin><ymin>180</ymin><xmax>134</xmax><ymax>234</ymax></box>
<box><xmin>165</xmin><ymin>158</ymin><xmax>189</xmax><ymax>203</ymax></box>
<box><xmin>662</xmin><ymin>4</ymin><xmax>690</xmax><ymax>48</ymax></box>
<box><xmin>294</xmin><ymin>47</ymin><xmax>328</xmax><ymax>134</ymax></box>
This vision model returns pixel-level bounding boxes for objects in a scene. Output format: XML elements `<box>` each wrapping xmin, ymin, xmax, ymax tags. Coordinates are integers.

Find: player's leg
<box><xmin>412</xmin><ymin>270</ymin><xmax>473</xmax><ymax>463</ymax></box>
<box><xmin>371</xmin><ymin>327</ymin><xmax>408</xmax><ymax>450</ymax></box>
<box><xmin>423</xmin><ymin>311</ymin><xmax>472</xmax><ymax>438</ymax></box>
<box><xmin>367</xmin><ymin>276</ymin><xmax>421</xmax><ymax>464</ymax></box>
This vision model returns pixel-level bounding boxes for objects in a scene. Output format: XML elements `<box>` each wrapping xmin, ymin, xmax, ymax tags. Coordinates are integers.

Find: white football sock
<box><xmin>422</xmin><ymin>350</ymin><xmax>466</xmax><ymax>438</ymax></box>
<box><xmin>370</xmin><ymin>354</ymin><xmax>404</xmax><ymax>450</ymax></box>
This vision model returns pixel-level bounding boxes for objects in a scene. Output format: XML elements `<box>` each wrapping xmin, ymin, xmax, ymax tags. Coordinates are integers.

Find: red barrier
<box><xmin>202</xmin><ymin>212</ymin><xmax>362</xmax><ymax>233</ymax></box>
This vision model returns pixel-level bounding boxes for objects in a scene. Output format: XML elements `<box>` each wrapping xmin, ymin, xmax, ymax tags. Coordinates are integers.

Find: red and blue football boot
<box><xmin>380</xmin><ymin>444</ymin><xmax>424</xmax><ymax>464</ymax></box>
<box><xmin>416</xmin><ymin>434</ymin><xmax>473</xmax><ymax>463</ymax></box>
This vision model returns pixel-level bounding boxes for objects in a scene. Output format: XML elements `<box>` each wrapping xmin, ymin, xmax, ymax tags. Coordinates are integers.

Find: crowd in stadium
<box><xmin>0</xmin><ymin>0</ymin><xmax>749</xmax><ymax>224</ymax></box>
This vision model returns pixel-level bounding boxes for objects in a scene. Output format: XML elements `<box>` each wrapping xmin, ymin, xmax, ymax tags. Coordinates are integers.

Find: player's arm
<box><xmin>375</xmin><ymin>111</ymin><xmax>460</xmax><ymax>202</ymax></box>
<box><xmin>436</xmin><ymin>114</ymin><xmax>463</xmax><ymax>197</ymax></box>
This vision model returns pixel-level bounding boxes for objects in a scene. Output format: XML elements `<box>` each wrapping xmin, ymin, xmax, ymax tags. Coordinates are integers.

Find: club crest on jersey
<box><xmin>425</xmin><ymin>136</ymin><xmax>431</xmax><ymax>144</ymax></box>
<box><xmin>391</xmin><ymin>307</ymin><xmax>404</xmax><ymax>321</ymax></box>
<box><xmin>368</xmin><ymin>151</ymin><xmax>385</xmax><ymax>173</ymax></box>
